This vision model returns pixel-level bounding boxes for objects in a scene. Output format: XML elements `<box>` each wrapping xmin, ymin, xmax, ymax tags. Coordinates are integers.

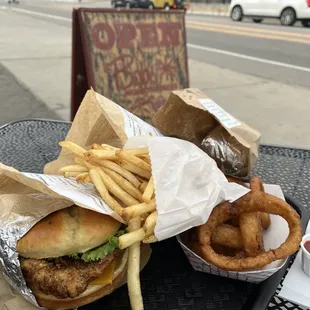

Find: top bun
<box><xmin>17</xmin><ymin>205</ymin><xmax>121</xmax><ymax>259</ymax></box>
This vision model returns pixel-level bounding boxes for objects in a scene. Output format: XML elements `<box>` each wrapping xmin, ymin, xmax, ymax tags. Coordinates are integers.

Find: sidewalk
<box><xmin>0</xmin><ymin>9</ymin><xmax>71</xmax><ymax>122</ymax></box>
<box><xmin>1</xmin><ymin>9</ymin><xmax>310</xmax><ymax>148</ymax></box>
<box><xmin>188</xmin><ymin>3</ymin><xmax>229</xmax><ymax>16</ymax></box>
<box><xmin>0</xmin><ymin>63</ymin><xmax>60</xmax><ymax>126</ymax></box>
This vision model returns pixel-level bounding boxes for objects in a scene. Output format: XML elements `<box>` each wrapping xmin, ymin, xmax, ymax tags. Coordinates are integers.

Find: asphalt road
<box><xmin>186</xmin><ymin>15</ymin><xmax>310</xmax><ymax>88</ymax></box>
<box><xmin>2</xmin><ymin>0</ymin><xmax>310</xmax><ymax>89</ymax></box>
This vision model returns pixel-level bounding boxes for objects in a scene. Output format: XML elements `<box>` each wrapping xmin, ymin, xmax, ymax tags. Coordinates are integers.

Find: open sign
<box><xmin>92</xmin><ymin>22</ymin><xmax>183</xmax><ymax>50</ymax></box>
<box><xmin>71</xmin><ymin>9</ymin><xmax>189</xmax><ymax>123</ymax></box>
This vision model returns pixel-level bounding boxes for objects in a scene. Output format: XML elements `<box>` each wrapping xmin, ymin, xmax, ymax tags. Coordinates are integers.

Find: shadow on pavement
<box><xmin>0</xmin><ymin>63</ymin><xmax>61</xmax><ymax>126</ymax></box>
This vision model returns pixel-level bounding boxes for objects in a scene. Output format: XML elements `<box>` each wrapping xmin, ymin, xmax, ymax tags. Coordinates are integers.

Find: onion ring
<box><xmin>250</xmin><ymin>177</ymin><xmax>271</xmax><ymax>230</ymax></box>
<box><xmin>198</xmin><ymin>192</ymin><xmax>302</xmax><ymax>271</ymax></box>
<box><xmin>211</xmin><ymin>224</ymin><xmax>243</xmax><ymax>250</ymax></box>
<box><xmin>239</xmin><ymin>177</ymin><xmax>265</xmax><ymax>257</ymax></box>
<box><xmin>239</xmin><ymin>211</ymin><xmax>264</xmax><ymax>257</ymax></box>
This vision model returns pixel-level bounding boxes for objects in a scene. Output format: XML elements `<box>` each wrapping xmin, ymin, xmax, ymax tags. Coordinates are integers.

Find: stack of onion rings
<box><xmin>197</xmin><ymin>181</ymin><xmax>302</xmax><ymax>271</ymax></box>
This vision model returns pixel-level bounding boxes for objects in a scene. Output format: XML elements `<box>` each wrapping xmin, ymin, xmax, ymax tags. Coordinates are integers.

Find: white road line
<box><xmin>1</xmin><ymin>6</ymin><xmax>309</xmax><ymax>73</ymax></box>
<box><xmin>187</xmin><ymin>11</ymin><xmax>229</xmax><ymax>17</ymax></box>
<box><xmin>0</xmin><ymin>6</ymin><xmax>72</xmax><ymax>21</ymax></box>
<box><xmin>188</xmin><ymin>43</ymin><xmax>310</xmax><ymax>73</ymax></box>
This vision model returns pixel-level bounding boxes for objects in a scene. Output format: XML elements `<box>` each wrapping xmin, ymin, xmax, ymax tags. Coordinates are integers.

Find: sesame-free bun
<box><xmin>17</xmin><ymin>205</ymin><xmax>121</xmax><ymax>259</ymax></box>
<box><xmin>33</xmin><ymin>250</ymin><xmax>128</xmax><ymax>310</ymax></box>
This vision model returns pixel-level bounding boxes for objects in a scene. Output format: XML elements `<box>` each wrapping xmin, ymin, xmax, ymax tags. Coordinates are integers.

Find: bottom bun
<box><xmin>34</xmin><ymin>250</ymin><xmax>129</xmax><ymax>310</ymax></box>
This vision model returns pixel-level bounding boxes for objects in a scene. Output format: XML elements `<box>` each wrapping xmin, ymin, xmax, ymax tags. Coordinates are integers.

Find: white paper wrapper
<box><xmin>124</xmin><ymin>136</ymin><xmax>249</xmax><ymax>240</ymax></box>
<box><xmin>177</xmin><ymin>184</ymin><xmax>290</xmax><ymax>283</ymax></box>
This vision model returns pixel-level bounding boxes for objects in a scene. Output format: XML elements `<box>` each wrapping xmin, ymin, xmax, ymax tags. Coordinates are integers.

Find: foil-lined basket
<box><xmin>176</xmin><ymin>184</ymin><xmax>291</xmax><ymax>284</ymax></box>
<box><xmin>176</xmin><ymin>234</ymin><xmax>285</xmax><ymax>284</ymax></box>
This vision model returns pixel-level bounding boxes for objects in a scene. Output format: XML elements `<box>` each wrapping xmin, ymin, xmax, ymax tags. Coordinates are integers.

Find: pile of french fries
<box><xmin>58</xmin><ymin>141</ymin><xmax>158</xmax><ymax>310</ymax></box>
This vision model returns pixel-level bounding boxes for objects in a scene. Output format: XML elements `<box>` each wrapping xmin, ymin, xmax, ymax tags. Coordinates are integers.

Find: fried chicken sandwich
<box><xmin>17</xmin><ymin>205</ymin><xmax>128</xmax><ymax>309</ymax></box>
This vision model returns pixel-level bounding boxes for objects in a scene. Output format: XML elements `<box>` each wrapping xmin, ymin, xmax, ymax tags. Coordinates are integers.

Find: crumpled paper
<box><xmin>124</xmin><ymin>136</ymin><xmax>249</xmax><ymax>240</ymax></box>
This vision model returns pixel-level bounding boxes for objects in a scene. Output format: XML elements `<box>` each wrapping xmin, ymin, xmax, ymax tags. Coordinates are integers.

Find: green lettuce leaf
<box><xmin>70</xmin><ymin>229</ymin><xmax>126</xmax><ymax>262</ymax></box>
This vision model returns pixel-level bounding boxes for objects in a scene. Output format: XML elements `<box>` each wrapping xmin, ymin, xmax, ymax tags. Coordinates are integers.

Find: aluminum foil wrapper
<box><xmin>201</xmin><ymin>126</ymin><xmax>249</xmax><ymax>178</ymax></box>
<box><xmin>0</xmin><ymin>193</ymin><xmax>66</xmax><ymax>309</ymax></box>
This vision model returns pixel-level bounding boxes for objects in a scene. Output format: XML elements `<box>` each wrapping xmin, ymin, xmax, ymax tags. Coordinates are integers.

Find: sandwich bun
<box><xmin>17</xmin><ymin>205</ymin><xmax>121</xmax><ymax>259</ymax></box>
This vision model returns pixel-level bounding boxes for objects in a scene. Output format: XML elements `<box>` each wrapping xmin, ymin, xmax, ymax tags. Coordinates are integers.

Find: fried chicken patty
<box><xmin>20</xmin><ymin>250</ymin><xmax>122</xmax><ymax>299</ymax></box>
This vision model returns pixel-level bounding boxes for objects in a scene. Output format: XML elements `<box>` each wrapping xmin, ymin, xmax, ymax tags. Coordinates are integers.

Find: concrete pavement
<box><xmin>0</xmin><ymin>5</ymin><xmax>310</xmax><ymax>148</ymax></box>
<box><xmin>0</xmin><ymin>9</ymin><xmax>71</xmax><ymax>121</ymax></box>
<box><xmin>190</xmin><ymin>59</ymin><xmax>310</xmax><ymax>148</ymax></box>
<box><xmin>0</xmin><ymin>62</ymin><xmax>60</xmax><ymax>125</ymax></box>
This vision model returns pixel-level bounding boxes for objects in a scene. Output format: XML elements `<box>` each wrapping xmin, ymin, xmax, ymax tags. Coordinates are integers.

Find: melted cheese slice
<box><xmin>89</xmin><ymin>260</ymin><xmax>116</xmax><ymax>285</ymax></box>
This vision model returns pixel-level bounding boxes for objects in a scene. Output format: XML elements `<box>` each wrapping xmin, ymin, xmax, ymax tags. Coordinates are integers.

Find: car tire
<box><xmin>301</xmin><ymin>19</ymin><xmax>310</xmax><ymax>27</ymax></box>
<box><xmin>253</xmin><ymin>18</ymin><xmax>263</xmax><ymax>23</ymax></box>
<box><xmin>280</xmin><ymin>8</ymin><xmax>296</xmax><ymax>26</ymax></box>
<box><xmin>230</xmin><ymin>5</ymin><xmax>243</xmax><ymax>22</ymax></box>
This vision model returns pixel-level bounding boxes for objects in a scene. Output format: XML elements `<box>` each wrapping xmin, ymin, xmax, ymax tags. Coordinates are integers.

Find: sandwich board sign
<box><xmin>71</xmin><ymin>8</ymin><xmax>189</xmax><ymax>123</ymax></box>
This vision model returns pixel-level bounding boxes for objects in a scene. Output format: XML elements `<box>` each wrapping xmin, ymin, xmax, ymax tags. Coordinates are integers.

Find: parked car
<box><xmin>229</xmin><ymin>0</ymin><xmax>310</xmax><ymax>27</ymax></box>
<box><xmin>111</xmin><ymin>0</ymin><xmax>151</xmax><ymax>9</ymax></box>
<box><xmin>149</xmin><ymin>0</ymin><xmax>189</xmax><ymax>10</ymax></box>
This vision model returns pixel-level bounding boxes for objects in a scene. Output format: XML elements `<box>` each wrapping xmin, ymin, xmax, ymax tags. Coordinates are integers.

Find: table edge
<box><xmin>1</xmin><ymin>119</ymin><xmax>310</xmax><ymax>153</ymax></box>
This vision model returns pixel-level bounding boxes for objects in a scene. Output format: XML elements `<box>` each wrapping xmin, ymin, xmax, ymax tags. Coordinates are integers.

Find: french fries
<box><xmin>59</xmin><ymin>141</ymin><xmax>157</xmax><ymax>228</ymax></box>
<box><xmin>74</xmin><ymin>156</ymin><xmax>87</xmax><ymax>167</ymax></box>
<box><xmin>101</xmin><ymin>144</ymin><xmax>120</xmax><ymax>151</ymax></box>
<box><xmin>95</xmin><ymin>159</ymin><xmax>140</xmax><ymax>188</ymax></box>
<box><xmin>144</xmin><ymin>211</ymin><xmax>158</xmax><ymax>237</ymax></box>
<box><xmin>64</xmin><ymin>171</ymin><xmax>81</xmax><ymax>178</ymax></box>
<box><xmin>122</xmin><ymin>199</ymin><xmax>156</xmax><ymax>222</ymax></box>
<box><xmin>143</xmin><ymin>235</ymin><xmax>158</xmax><ymax>244</ymax></box>
<box><xmin>76</xmin><ymin>172</ymin><xmax>90</xmax><ymax>184</ymax></box>
<box><xmin>139</xmin><ymin>154</ymin><xmax>151</xmax><ymax>164</ymax></box>
<box><xmin>58</xmin><ymin>141</ymin><xmax>161</xmax><ymax>310</ymax></box>
<box><xmin>142</xmin><ymin>177</ymin><xmax>154</xmax><ymax>203</ymax></box>
<box><xmin>85</xmin><ymin>149</ymin><xmax>118</xmax><ymax>160</ymax></box>
<box><xmin>59</xmin><ymin>165</ymin><xmax>88</xmax><ymax>173</ymax></box>
<box><xmin>139</xmin><ymin>182</ymin><xmax>148</xmax><ymax>193</ymax></box>
<box><xmin>126</xmin><ymin>147</ymin><xmax>149</xmax><ymax>156</ymax></box>
<box><xmin>59</xmin><ymin>141</ymin><xmax>86</xmax><ymax>157</ymax></box>
<box><xmin>118</xmin><ymin>228</ymin><xmax>146</xmax><ymax>250</ymax></box>
<box><xmin>98</xmin><ymin>168</ymin><xmax>139</xmax><ymax>206</ymax></box>
<box><xmin>117</xmin><ymin>150</ymin><xmax>151</xmax><ymax>172</ymax></box>
<box><xmin>127</xmin><ymin>217</ymin><xmax>143</xmax><ymax>310</ymax></box>
<box><xmin>119</xmin><ymin>160</ymin><xmax>152</xmax><ymax>180</ymax></box>
<box><xmin>89</xmin><ymin>168</ymin><xmax>124</xmax><ymax>216</ymax></box>
<box><xmin>103</xmin><ymin>168</ymin><xmax>143</xmax><ymax>202</ymax></box>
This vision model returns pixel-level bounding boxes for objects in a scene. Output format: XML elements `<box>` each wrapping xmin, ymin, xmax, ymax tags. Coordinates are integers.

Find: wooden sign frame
<box><xmin>71</xmin><ymin>8</ymin><xmax>189</xmax><ymax>121</ymax></box>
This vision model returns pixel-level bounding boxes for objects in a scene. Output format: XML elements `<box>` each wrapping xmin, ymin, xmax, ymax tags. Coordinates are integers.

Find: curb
<box><xmin>187</xmin><ymin>10</ymin><xmax>229</xmax><ymax>17</ymax></box>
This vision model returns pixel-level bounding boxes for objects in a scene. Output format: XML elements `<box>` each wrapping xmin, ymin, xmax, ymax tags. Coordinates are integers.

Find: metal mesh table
<box><xmin>0</xmin><ymin>119</ymin><xmax>309</xmax><ymax>310</ymax></box>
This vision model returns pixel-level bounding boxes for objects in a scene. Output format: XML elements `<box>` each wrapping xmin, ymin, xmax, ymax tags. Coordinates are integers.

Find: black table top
<box><xmin>0</xmin><ymin>119</ymin><xmax>309</xmax><ymax>310</ymax></box>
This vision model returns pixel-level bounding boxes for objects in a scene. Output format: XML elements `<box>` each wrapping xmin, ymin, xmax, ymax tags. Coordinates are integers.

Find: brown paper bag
<box><xmin>0</xmin><ymin>163</ymin><xmax>151</xmax><ymax>309</ymax></box>
<box><xmin>44</xmin><ymin>89</ymin><xmax>162</xmax><ymax>175</ymax></box>
<box><xmin>152</xmin><ymin>88</ymin><xmax>261</xmax><ymax>177</ymax></box>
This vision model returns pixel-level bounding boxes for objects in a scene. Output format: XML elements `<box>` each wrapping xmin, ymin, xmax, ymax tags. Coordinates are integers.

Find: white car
<box><xmin>229</xmin><ymin>0</ymin><xmax>310</xmax><ymax>27</ymax></box>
